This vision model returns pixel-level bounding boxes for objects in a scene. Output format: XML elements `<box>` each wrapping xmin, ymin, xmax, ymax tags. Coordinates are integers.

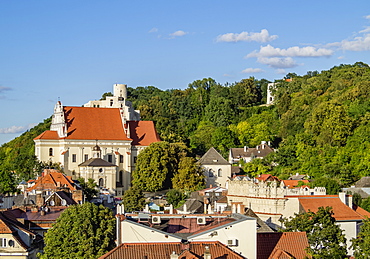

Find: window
<box><xmin>99</xmin><ymin>178</ymin><xmax>104</xmax><ymax>187</ymax></box>
<box><xmin>120</xmin><ymin>155</ymin><xmax>123</xmax><ymax>163</ymax></box>
<box><xmin>49</xmin><ymin>148</ymin><xmax>53</xmax><ymax>156</ymax></box>
<box><xmin>218</xmin><ymin>169</ymin><xmax>222</xmax><ymax>177</ymax></box>
<box><xmin>108</xmin><ymin>154</ymin><xmax>113</xmax><ymax>163</ymax></box>
<box><xmin>72</xmin><ymin>154</ymin><xmax>77</xmax><ymax>163</ymax></box>
<box><xmin>110</xmin><ymin>100</ymin><xmax>113</xmax><ymax>106</ymax></box>
<box><xmin>209</xmin><ymin>169</ymin><xmax>214</xmax><ymax>177</ymax></box>
<box><xmin>134</xmin><ymin>156</ymin><xmax>137</xmax><ymax>164</ymax></box>
<box><xmin>0</xmin><ymin>238</ymin><xmax>7</xmax><ymax>247</ymax></box>
<box><xmin>84</xmin><ymin>154</ymin><xmax>89</xmax><ymax>162</ymax></box>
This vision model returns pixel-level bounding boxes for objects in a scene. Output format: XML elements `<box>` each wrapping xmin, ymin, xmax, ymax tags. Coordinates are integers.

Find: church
<box><xmin>34</xmin><ymin>84</ymin><xmax>161</xmax><ymax>195</ymax></box>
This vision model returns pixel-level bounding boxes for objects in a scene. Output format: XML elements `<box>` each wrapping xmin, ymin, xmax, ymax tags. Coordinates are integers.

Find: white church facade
<box><xmin>34</xmin><ymin>84</ymin><xmax>161</xmax><ymax>195</ymax></box>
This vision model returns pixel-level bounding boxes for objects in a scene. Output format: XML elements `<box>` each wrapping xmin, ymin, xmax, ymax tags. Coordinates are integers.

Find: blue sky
<box><xmin>1</xmin><ymin>1</ymin><xmax>370</xmax><ymax>145</ymax></box>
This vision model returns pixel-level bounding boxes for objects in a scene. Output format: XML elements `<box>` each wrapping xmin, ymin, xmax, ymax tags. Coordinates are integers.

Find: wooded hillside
<box><xmin>1</xmin><ymin>62</ymin><xmax>369</xmax><ymax>193</ymax></box>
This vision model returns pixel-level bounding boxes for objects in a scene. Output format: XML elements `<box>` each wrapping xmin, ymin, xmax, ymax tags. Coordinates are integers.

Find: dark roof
<box><xmin>257</xmin><ymin>232</ymin><xmax>310</xmax><ymax>259</ymax></box>
<box><xmin>230</xmin><ymin>143</ymin><xmax>274</xmax><ymax>159</ymax></box>
<box><xmin>245</xmin><ymin>208</ymin><xmax>274</xmax><ymax>233</ymax></box>
<box><xmin>98</xmin><ymin>241</ymin><xmax>245</xmax><ymax>259</ymax></box>
<box><xmin>199</xmin><ymin>147</ymin><xmax>230</xmax><ymax>165</ymax></box>
<box><xmin>355</xmin><ymin>176</ymin><xmax>370</xmax><ymax>187</ymax></box>
<box><xmin>177</xmin><ymin>199</ymin><xmax>203</xmax><ymax>214</ymax></box>
<box><xmin>79</xmin><ymin>158</ymin><xmax>117</xmax><ymax>167</ymax></box>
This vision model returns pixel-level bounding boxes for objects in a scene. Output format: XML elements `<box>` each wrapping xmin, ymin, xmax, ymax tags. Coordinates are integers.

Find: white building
<box><xmin>116</xmin><ymin>212</ymin><xmax>257</xmax><ymax>259</ymax></box>
<box><xmin>34</xmin><ymin>84</ymin><xmax>161</xmax><ymax>195</ymax></box>
<box><xmin>199</xmin><ymin>147</ymin><xmax>232</xmax><ymax>188</ymax></box>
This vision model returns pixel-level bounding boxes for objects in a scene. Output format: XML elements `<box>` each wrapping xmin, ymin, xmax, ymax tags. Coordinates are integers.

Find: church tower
<box><xmin>50</xmin><ymin>101</ymin><xmax>68</xmax><ymax>138</ymax></box>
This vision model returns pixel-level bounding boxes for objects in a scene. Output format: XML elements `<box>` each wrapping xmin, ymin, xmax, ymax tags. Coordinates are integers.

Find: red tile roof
<box><xmin>298</xmin><ymin>196</ymin><xmax>365</xmax><ymax>221</ymax></box>
<box><xmin>34</xmin><ymin>106</ymin><xmax>161</xmax><ymax>146</ymax></box>
<box><xmin>128</xmin><ymin>121</ymin><xmax>161</xmax><ymax>146</ymax></box>
<box><xmin>34</xmin><ymin>130</ymin><xmax>59</xmax><ymax>140</ymax></box>
<box><xmin>257</xmin><ymin>232</ymin><xmax>310</xmax><ymax>259</ymax></box>
<box><xmin>64</xmin><ymin>106</ymin><xmax>130</xmax><ymax>140</ymax></box>
<box><xmin>282</xmin><ymin>180</ymin><xmax>309</xmax><ymax>188</ymax></box>
<box><xmin>256</xmin><ymin>174</ymin><xmax>279</xmax><ymax>182</ymax></box>
<box><xmin>98</xmin><ymin>241</ymin><xmax>245</xmax><ymax>259</ymax></box>
<box><xmin>27</xmin><ymin>169</ymin><xmax>77</xmax><ymax>192</ymax></box>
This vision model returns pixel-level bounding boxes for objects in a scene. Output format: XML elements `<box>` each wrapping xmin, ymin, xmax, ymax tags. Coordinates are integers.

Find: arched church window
<box><xmin>209</xmin><ymin>169</ymin><xmax>214</xmax><ymax>177</ymax></box>
<box><xmin>49</xmin><ymin>148</ymin><xmax>53</xmax><ymax>156</ymax></box>
<box><xmin>99</xmin><ymin>178</ymin><xmax>104</xmax><ymax>187</ymax></box>
<box><xmin>218</xmin><ymin>169</ymin><xmax>222</xmax><ymax>177</ymax></box>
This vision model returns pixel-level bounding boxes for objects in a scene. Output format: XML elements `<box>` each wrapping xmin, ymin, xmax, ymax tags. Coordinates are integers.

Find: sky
<box><xmin>0</xmin><ymin>1</ymin><xmax>370</xmax><ymax>145</ymax></box>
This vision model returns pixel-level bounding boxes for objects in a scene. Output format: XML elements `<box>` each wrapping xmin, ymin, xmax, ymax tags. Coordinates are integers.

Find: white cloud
<box><xmin>257</xmin><ymin>57</ymin><xmax>299</xmax><ymax>69</ymax></box>
<box><xmin>339</xmin><ymin>34</ymin><xmax>370</xmax><ymax>51</ymax></box>
<box><xmin>338</xmin><ymin>56</ymin><xmax>345</xmax><ymax>59</ymax></box>
<box><xmin>241</xmin><ymin>68</ymin><xmax>264</xmax><ymax>73</ymax></box>
<box><xmin>169</xmin><ymin>30</ymin><xmax>188</xmax><ymax>38</ymax></box>
<box><xmin>365</xmin><ymin>15</ymin><xmax>370</xmax><ymax>20</ymax></box>
<box><xmin>216</xmin><ymin>29</ymin><xmax>278</xmax><ymax>43</ymax></box>
<box><xmin>148</xmin><ymin>27</ymin><xmax>158</xmax><ymax>33</ymax></box>
<box><xmin>246</xmin><ymin>44</ymin><xmax>333</xmax><ymax>58</ymax></box>
<box><xmin>0</xmin><ymin>123</ymin><xmax>38</xmax><ymax>134</ymax></box>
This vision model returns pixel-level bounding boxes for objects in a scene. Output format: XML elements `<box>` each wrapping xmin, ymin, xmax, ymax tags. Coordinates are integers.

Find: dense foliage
<box><xmin>351</xmin><ymin>217</ymin><xmax>370</xmax><ymax>258</ymax></box>
<box><xmin>40</xmin><ymin>203</ymin><xmax>115</xmax><ymax>259</ymax></box>
<box><xmin>2</xmin><ymin>62</ymin><xmax>370</xmax><ymax>195</ymax></box>
<box><xmin>122</xmin><ymin>186</ymin><xmax>146</xmax><ymax>212</ymax></box>
<box><xmin>132</xmin><ymin>141</ymin><xmax>205</xmax><ymax>192</ymax></box>
<box><xmin>281</xmin><ymin>206</ymin><xmax>347</xmax><ymax>258</ymax></box>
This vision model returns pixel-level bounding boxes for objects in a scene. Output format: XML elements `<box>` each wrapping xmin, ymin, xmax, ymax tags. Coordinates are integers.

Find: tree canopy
<box><xmin>281</xmin><ymin>206</ymin><xmax>347</xmax><ymax>258</ymax></box>
<box><xmin>40</xmin><ymin>202</ymin><xmax>115</xmax><ymax>259</ymax></box>
<box><xmin>132</xmin><ymin>141</ymin><xmax>203</xmax><ymax>192</ymax></box>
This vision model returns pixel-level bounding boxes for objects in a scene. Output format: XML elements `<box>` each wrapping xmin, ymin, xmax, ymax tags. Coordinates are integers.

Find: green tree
<box><xmin>281</xmin><ymin>206</ymin><xmax>347</xmax><ymax>258</ymax></box>
<box><xmin>122</xmin><ymin>186</ymin><xmax>146</xmax><ymax>212</ymax></box>
<box><xmin>166</xmin><ymin>189</ymin><xmax>186</xmax><ymax>208</ymax></box>
<box><xmin>78</xmin><ymin>178</ymin><xmax>98</xmax><ymax>201</ymax></box>
<box><xmin>172</xmin><ymin>157</ymin><xmax>205</xmax><ymax>192</ymax></box>
<box><xmin>352</xmin><ymin>217</ymin><xmax>370</xmax><ymax>258</ymax></box>
<box><xmin>39</xmin><ymin>203</ymin><xmax>115</xmax><ymax>259</ymax></box>
<box><xmin>132</xmin><ymin>141</ymin><xmax>190</xmax><ymax>191</ymax></box>
<box><xmin>309</xmin><ymin>177</ymin><xmax>341</xmax><ymax>195</ymax></box>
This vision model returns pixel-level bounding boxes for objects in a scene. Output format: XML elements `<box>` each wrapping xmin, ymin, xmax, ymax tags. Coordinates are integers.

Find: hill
<box><xmin>1</xmin><ymin>62</ymin><xmax>369</xmax><ymax>194</ymax></box>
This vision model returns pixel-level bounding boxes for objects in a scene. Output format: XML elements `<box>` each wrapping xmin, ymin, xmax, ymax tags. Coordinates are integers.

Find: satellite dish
<box><xmin>50</xmin><ymin>200</ymin><xmax>55</xmax><ymax>206</ymax></box>
<box><xmin>61</xmin><ymin>199</ymin><xmax>67</xmax><ymax>206</ymax></box>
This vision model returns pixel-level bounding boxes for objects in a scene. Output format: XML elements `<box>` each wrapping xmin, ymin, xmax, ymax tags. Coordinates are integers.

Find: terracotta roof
<box><xmin>353</xmin><ymin>204</ymin><xmax>370</xmax><ymax>218</ymax></box>
<box><xmin>35</xmin><ymin>106</ymin><xmax>131</xmax><ymax>141</ymax></box>
<box><xmin>199</xmin><ymin>147</ymin><xmax>230</xmax><ymax>165</ymax></box>
<box><xmin>282</xmin><ymin>180</ymin><xmax>309</xmax><ymax>188</ymax></box>
<box><xmin>257</xmin><ymin>232</ymin><xmax>310</xmax><ymax>259</ymax></box>
<box><xmin>27</xmin><ymin>169</ymin><xmax>77</xmax><ymax>192</ymax></box>
<box><xmin>34</xmin><ymin>130</ymin><xmax>59</xmax><ymax>140</ymax></box>
<box><xmin>255</xmin><ymin>174</ymin><xmax>279</xmax><ymax>182</ymax></box>
<box><xmin>98</xmin><ymin>241</ymin><xmax>245</xmax><ymax>259</ymax></box>
<box><xmin>298</xmin><ymin>196</ymin><xmax>365</xmax><ymax>221</ymax></box>
<box><xmin>128</xmin><ymin>121</ymin><xmax>161</xmax><ymax>146</ymax></box>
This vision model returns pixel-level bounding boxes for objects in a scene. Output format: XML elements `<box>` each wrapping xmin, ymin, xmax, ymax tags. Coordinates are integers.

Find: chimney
<box><xmin>244</xmin><ymin>146</ymin><xmax>247</xmax><ymax>152</ymax></box>
<box><xmin>204</xmin><ymin>246</ymin><xmax>211</xmax><ymax>259</ymax></box>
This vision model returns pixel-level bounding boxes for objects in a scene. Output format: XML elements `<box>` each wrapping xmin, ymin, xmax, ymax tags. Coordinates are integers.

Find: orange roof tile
<box><xmin>282</xmin><ymin>180</ymin><xmax>309</xmax><ymax>188</ymax></box>
<box><xmin>34</xmin><ymin>130</ymin><xmax>59</xmax><ymax>140</ymax></box>
<box><xmin>0</xmin><ymin>218</ymin><xmax>13</xmax><ymax>234</ymax></box>
<box><xmin>298</xmin><ymin>196</ymin><xmax>364</xmax><ymax>221</ymax></box>
<box><xmin>63</xmin><ymin>106</ymin><xmax>130</xmax><ymax>140</ymax></box>
<box><xmin>128</xmin><ymin>121</ymin><xmax>161</xmax><ymax>146</ymax></box>
<box><xmin>27</xmin><ymin>169</ymin><xmax>77</xmax><ymax>192</ymax></box>
<box><xmin>98</xmin><ymin>241</ymin><xmax>244</xmax><ymax>259</ymax></box>
<box><xmin>257</xmin><ymin>232</ymin><xmax>310</xmax><ymax>259</ymax></box>
<box><xmin>353</xmin><ymin>205</ymin><xmax>370</xmax><ymax>218</ymax></box>
<box><xmin>256</xmin><ymin>174</ymin><xmax>279</xmax><ymax>182</ymax></box>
